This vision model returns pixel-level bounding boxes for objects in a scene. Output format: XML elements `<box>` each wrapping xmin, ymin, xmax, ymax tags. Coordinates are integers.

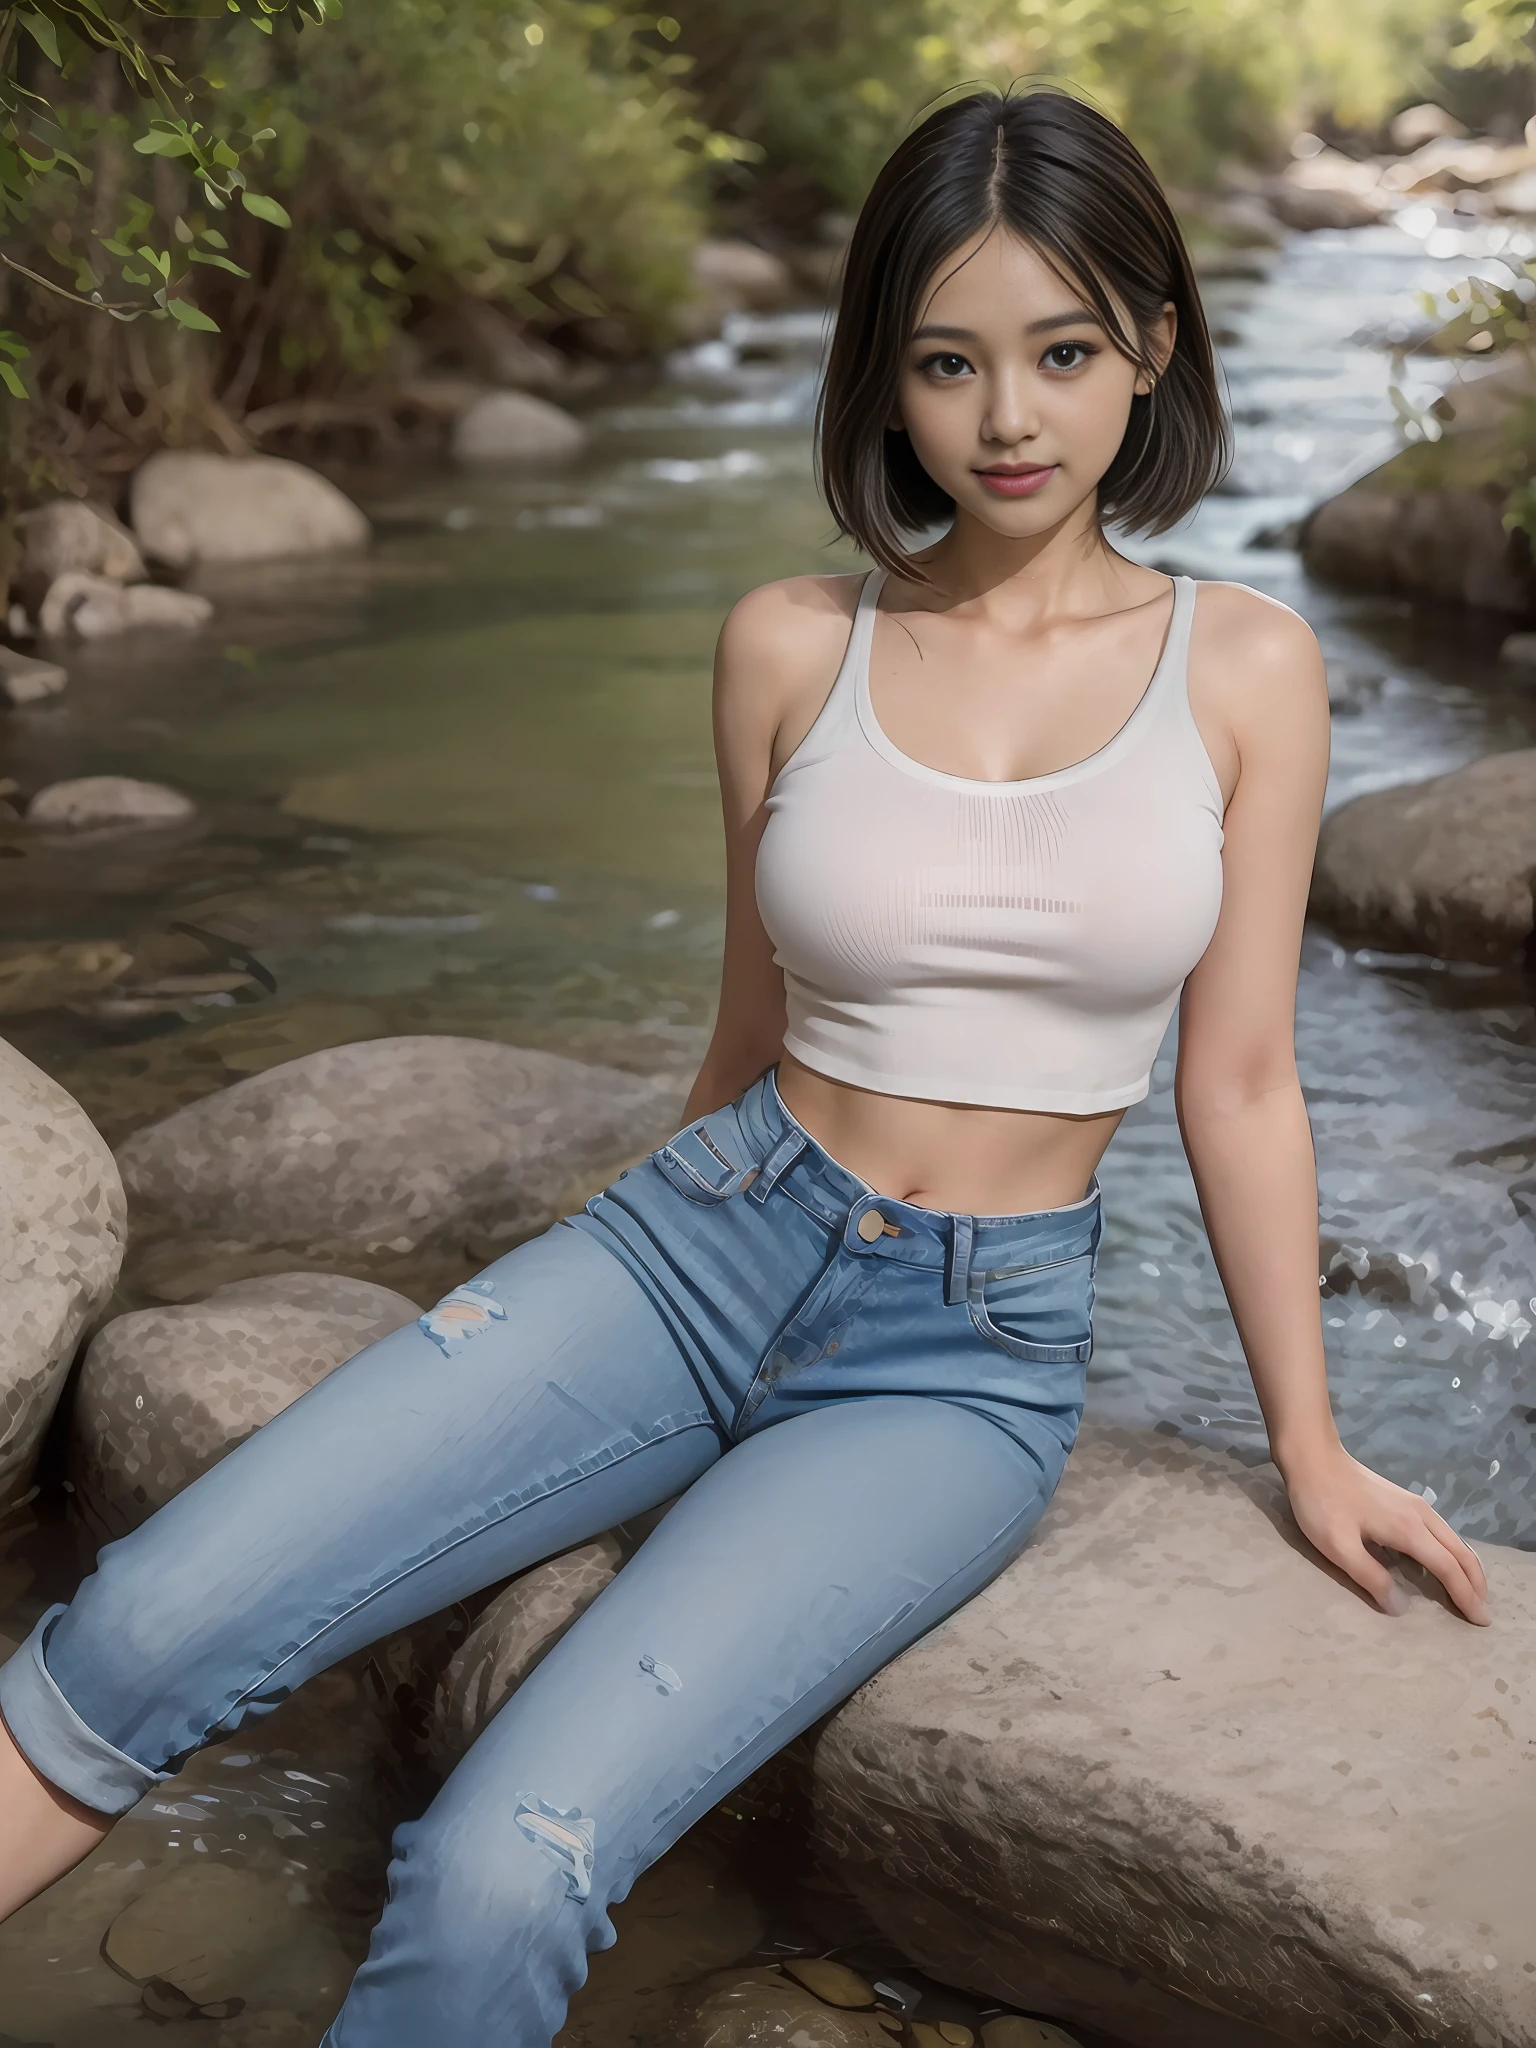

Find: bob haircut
<box><xmin>817</xmin><ymin>85</ymin><xmax>1230</xmax><ymax>572</ymax></box>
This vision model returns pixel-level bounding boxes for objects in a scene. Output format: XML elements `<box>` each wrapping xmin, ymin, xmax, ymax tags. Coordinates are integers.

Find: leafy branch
<box><xmin>1</xmin><ymin>1</ymin><xmax>333</xmax><ymax>388</ymax></box>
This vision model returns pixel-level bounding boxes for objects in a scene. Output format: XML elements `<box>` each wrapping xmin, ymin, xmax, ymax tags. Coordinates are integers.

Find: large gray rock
<box><xmin>130</xmin><ymin>451</ymin><xmax>371</xmax><ymax>569</ymax></box>
<box><xmin>0</xmin><ymin>1039</ymin><xmax>126</xmax><ymax>1511</ymax></box>
<box><xmin>116</xmin><ymin>1036</ymin><xmax>679</xmax><ymax>1296</ymax></box>
<box><xmin>811</xmin><ymin>1425</ymin><xmax>1536</xmax><ymax>2048</ymax></box>
<box><xmin>0</xmin><ymin>645</ymin><xmax>67</xmax><ymax>705</ymax></box>
<box><xmin>72</xmin><ymin>1271</ymin><xmax>418</xmax><ymax>1539</ymax></box>
<box><xmin>1310</xmin><ymin>749</ymin><xmax>1536</xmax><ymax>961</ymax></box>
<box><xmin>449</xmin><ymin>390</ymin><xmax>589</xmax><ymax>467</ymax></box>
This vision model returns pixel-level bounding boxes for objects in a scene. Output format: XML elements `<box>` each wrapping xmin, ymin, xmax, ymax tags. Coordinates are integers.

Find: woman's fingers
<box><xmin>1318</xmin><ymin>1529</ymin><xmax>1409</xmax><ymax>1616</ymax></box>
<box><xmin>1425</xmin><ymin>1509</ymin><xmax>1488</xmax><ymax>1602</ymax></box>
<box><xmin>1386</xmin><ymin>1512</ymin><xmax>1491</xmax><ymax>1625</ymax></box>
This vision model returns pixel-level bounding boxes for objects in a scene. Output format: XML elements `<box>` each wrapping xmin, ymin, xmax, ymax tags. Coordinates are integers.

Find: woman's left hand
<box><xmin>1282</xmin><ymin>1442</ymin><xmax>1491</xmax><ymax>1624</ymax></box>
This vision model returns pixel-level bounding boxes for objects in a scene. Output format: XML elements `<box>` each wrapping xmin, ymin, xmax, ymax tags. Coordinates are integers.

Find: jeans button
<box><xmin>856</xmin><ymin>1208</ymin><xmax>886</xmax><ymax>1243</ymax></box>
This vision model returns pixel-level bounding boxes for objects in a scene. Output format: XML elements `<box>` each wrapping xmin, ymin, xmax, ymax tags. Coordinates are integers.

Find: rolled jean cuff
<box><xmin>0</xmin><ymin>1604</ymin><xmax>162</xmax><ymax>1817</ymax></box>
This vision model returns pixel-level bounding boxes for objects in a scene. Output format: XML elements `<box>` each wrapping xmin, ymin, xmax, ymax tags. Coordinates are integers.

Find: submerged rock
<box><xmin>72</xmin><ymin>1271</ymin><xmax>418</xmax><ymax>1539</ymax></box>
<box><xmin>0</xmin><ymin>644</ymin><xmax>68</xmax><ymax>705</ymax></box>
<box><xmin>659</xmin><ymin>1966</ymin><xmax>901</xmax><ymax>2047</ymax></box>
<box><xmin>811</xmin><ymin>1424</ymin><xmax>1536</xmax><ymax>2048</ymax></box>
<box><xmin>131</xmin><ymin>450</ymin><xmax>371</xmax><ymax>568</ymax></box>
<box><xmin>0</xmin><ymin>1039</ymin><xmax>126</xmax><ymax>1511</ymax></box>
<box><xmin>0</xmin><ymin>940</ymin><xmax>134</xmax><ymax>1016</ymax></box>
<box><xmin>28</xmin><ymin>776</ymin><xmax>197</xmax><ymax>831</ymax></box>
<box><xmin>116</xmin><ymin>1035</ymin><xmax>678</xmax><ymax>1297</ymax></box>
<box><xmin>1309</xmin><ymin>749</ymin><xmax>1536</xmax><ymax>961</ymax></box>
<box><xmin>38</xmin><ymin>572</ymin><xmax>213</xmax><ymax>639</ymax></box>
<box><xmin>449</xmin><ymin>390</ymin><xmax>589</xmax><ymax>466</ymax></box>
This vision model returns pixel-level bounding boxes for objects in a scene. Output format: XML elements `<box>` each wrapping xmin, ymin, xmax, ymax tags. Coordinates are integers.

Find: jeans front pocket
<box><xmin>650</xmin><ymin>1108</ymin><xmax>761</xmax><ymax>1205</ymax></box>
<box><xmin>969</xmin><ymin>1251</ymin><xmax>1095</xmax><ymax>1364</ymax></box>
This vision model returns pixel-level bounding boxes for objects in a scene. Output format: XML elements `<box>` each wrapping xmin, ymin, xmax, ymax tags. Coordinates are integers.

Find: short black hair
<box><xmin>817</xmin><ymin>85</ymin><xmax>1230</xmax><ymax>571</ymax></box>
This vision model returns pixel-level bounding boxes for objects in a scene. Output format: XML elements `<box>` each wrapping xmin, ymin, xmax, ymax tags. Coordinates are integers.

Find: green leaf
<box><xmin>0</xmin><ymin>360</ymin><xmax>29</xmax><ymax>401</ymax></box>
<box><xmin>202</xmin><ymin>228</ymin><xmax>229</xmax><ymax>250</ymax></box>
<box><xmin>212</xmin><ymin>140</ymin><xmax>241</xmax><ymax>170</ymax></box>
<box><xmin>120</xmin><ymin>267</ymin><xmax>153</xmax><ymax>286</ymax></box>
<box><xmin>0</xmin><ymin>334</ymin><xmax>30</xmax><ymax>360</ymax></box>
<box><xmin>242</xmin><ymin>191</ymin><xmax>292</xmax><ymax>228</ymax></box>
<box><xmin>137</xmin><ymin>246</ymin><xmax>173</xmax><ymax>278</ymax></box>
<box><xmin>135</xmin><ymin>130</ymin><xmax>197</xmax><ymax>158</ymax></box>
<box><xmin>17</xmin><ymin>11</ymin><xmax>62</xmax><ymax>68</ymax></box>
<box><xmin>166</xmin><ymin>298</ymin><xmax>220</xmax><ymax>332</ymax></box>
<box><xmin>190</xmin><ymin>249</ymin><xmax>251</xmax><ymax>276</ymax></box>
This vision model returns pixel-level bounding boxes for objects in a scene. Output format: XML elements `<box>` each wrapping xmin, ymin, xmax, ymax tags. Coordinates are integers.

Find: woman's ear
<box><xmin>1134</xmin><ymin>300</ymin><xmax>1178</xmax><ymax>396</ymax></box>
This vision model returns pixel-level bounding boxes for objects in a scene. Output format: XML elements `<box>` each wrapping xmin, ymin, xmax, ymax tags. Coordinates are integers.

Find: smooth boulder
<box><xmin>28</xmin><ymin>776</ymin><xmax>197</xmax><ymax>832</ymax></box>
<box><xmin>811</xmin><ymin>1424</ymin><xmax>1536</xmax><ymax>2048</ymax></box>
<box><xmin>116</xmin><ymin>1036</ymin><xmax>679</xmax><ymax>1295</ymax></box>
<box><xmin>18</xmin><ymin>499</ymin><xmax>145</xmax><ymax>599</ymax></box>
<box><xmin>449</xmin><ymin>390</ymin><xmax>589</xmax><ymax>467</ymax></box>
<box><xmin>72</xmin><ymin>1271</ymin><xmax>418</xmax><ymax>1539</ymax></box>
<box><xmin>1302</xmin><ymin>424</ymin><xmax>1536</xmax><ymax>615</ymax></box>
<box><xmin>0</xmin><ymin>1039</ymin><xmax>126</xmax><ymax>1511</ymax></box>
<box><xmin>131</xmin><ymin>451</ymin><xmax>371</xmax><ymax>569</ymax></box>
<box><xmin>1310</xmin><ymin>749</ymin><xmax>1536</xmax><ymax>961</ymax></box>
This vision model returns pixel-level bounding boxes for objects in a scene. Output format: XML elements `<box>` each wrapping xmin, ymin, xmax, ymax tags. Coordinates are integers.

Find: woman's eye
<box><xmin>1044</xmin><ymin>341</ymin><xmax>1095</xmax><ymax>371</ymax></box>
<box><xmin>919</xmin><ymin>352</ymin><xmax>971</xmax><ymax>380</ymax></box>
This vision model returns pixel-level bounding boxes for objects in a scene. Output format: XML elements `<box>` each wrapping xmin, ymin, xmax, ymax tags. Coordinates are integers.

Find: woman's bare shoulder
<box><xmin>716</xmin><ymin>571</ymin><xmax>866</xmax><ymax>685</ymax></box>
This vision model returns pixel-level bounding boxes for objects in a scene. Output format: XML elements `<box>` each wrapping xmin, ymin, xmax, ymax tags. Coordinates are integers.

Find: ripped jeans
<box><xmin>0</xmin><ymin>1066</ymin><xmax>1101</xmax><ymax>2046</ymax></box>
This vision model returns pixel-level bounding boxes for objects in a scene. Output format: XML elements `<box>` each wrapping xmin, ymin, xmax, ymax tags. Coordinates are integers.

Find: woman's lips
<box><xmin>975</xmin><ymin>464</ymin><xmax>1057</xmax><ymax>497</ymax></box>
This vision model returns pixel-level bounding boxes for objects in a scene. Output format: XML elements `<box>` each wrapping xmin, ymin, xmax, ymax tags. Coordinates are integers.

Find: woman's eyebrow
<box><xmin>910</xmin><ymin>307</ymin><xmax>1104</xmax><ymax>343</ymax></box>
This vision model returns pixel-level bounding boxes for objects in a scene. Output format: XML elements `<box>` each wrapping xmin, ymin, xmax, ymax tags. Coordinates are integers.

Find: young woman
<box><xmin>0</xmin><ymin>84</ymin><xmax>1489</xmax><ymax>2044</ymax></box>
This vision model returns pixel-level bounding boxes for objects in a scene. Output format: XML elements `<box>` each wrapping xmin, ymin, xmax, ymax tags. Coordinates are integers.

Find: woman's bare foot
<box><xmin>0</xmin><ymin>1710</ymin><xmax>113</xmax><ymax>1921</ymax></box>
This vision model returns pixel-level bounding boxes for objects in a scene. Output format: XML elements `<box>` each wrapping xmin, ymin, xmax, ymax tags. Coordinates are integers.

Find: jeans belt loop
<box><xmin>746</xmin><ymin>1127</ymin><xmax>807</xmax><ymax>1205</ymax></box>
<box><xmin>945</xmin><ymin>1213</ymin><xmax>974</xmax><ymax>1307</ymax></box>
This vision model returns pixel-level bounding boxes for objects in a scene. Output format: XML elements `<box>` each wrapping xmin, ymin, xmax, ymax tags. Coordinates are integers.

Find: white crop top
<box><xmin>754</xmin><ymin>570</ymin><xmax>1226</xmax><ymax>1114</ymax></box>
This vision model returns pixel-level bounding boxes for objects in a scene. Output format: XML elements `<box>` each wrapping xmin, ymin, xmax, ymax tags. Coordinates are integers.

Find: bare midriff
<box><xmin>774</xmin><ymin>1049</ymin><xmax>1125</xmax><ymax>1216</ymax></box>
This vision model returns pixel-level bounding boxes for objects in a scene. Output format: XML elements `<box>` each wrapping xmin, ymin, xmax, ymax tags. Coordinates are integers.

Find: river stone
<box><xmin>72</xmin><ymin>1271</ymin><xmax>418</xmax><ymax>1539</ymax></box>
<box><xmin>0</xmin><ymin>939</ymin><xmax>134</xmax><ymax>1015</ymax></box>
<box><xmin>659</xmin><ymin>1967</ymin><xmax>902</xmax><ymax>2048</ymax></box>
<box><xmin>38</xmin><ymin>571</ymin><xmax>213</xmax><ymax>639</ymax></box>
<box><xmin>116</xmin><ymin>1036</ymin><xmax>679</xmax><ymax>1295</ymax></box>
<box><xmin>429</xmin><ymin>1533</ymin><xmax>626</xmax><ymax>1773</ymax></box>
<box><xmin>810</xmin><ymin>1424</ymin><xmax>1536</xmax><ymax>2048</ymax></box>
<box><xmin>1301</xmin><ymin>427</ymin><xmax>1536</xmax><ymax>615</ymax></box>
<box><xmin>102</xmin><ymin>1863</ymin><xmax>309</xmax><ymax>2004</ymax></box>
<box><xmin>449</xmin><ymin>390</ymin><xmax>589</xmax><ymax>466</ymax></box>
<box><xmin>782</xmin><ymin>1959</ymin><xmax>878</xmax><ymax>2008</ymax></box>
<box><xmin>1309</xmin><ymin>749</ymin><xmax>1536</xmax><ymax>961</ymax></box>
<box><xmin>0</xmin><ymin>644</ymin><xmax>67</xmax><ymax>704</ymax></box>
<box><xmin>18</xmin><ymin>498</ymin><xmax>145</xmax><ymax>596</ymax></box>
<box><xmin>130</xmin><ymin>450</ymin><xmax>371</xmax><ymax>568</ymax></box>
<box><xmin>28</xmin><ymin>775</ymin><xmax>197</xmax><ymax>831</ymax></box>
<box><xmin>0</xmin><ymin>1039</ymin><xmax>126</xmax><ymax>1512</ymax></box>
<box><xmin>692</xmin><ymin>239</ymin><xmax>795</xmax><ymax>312</ymax></box>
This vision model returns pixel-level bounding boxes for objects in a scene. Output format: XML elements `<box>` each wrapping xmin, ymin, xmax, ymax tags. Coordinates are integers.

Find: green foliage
<box><xmin>668</xmin><ymin>0</ymin><xmax>1491</xmax><ymax>205</ymax></box>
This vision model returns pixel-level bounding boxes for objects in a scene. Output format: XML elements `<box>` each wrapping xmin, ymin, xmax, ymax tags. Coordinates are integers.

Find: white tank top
<box><xmin>755</xmin><ymin>570</ymin><xmax>1225</xmax><ymax>1115</ymax></box>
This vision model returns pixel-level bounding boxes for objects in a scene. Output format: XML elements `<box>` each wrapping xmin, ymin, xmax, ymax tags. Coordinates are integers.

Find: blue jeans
<box><xmin>0</xmin><ymin>1066</ymin><xmax>1100</xmax><ymax>2045</ymax></box>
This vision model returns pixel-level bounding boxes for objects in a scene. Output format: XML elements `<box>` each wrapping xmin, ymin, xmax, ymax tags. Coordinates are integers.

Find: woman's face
<box><xmin>894</xmin><ymin>226</ymin><xmax>1174</xmax><ymax>538</ymax></box>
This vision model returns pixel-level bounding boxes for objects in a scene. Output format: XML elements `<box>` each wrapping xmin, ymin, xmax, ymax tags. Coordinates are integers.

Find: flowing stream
<box><xmin>3</xmin><ymin>206</ymin><xmax>1536</xmax><ymax>2043</ymax></box>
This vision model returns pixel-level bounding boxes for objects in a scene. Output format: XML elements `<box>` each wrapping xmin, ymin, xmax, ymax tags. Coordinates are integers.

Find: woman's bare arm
<box><xmin>682</xmin><ymin>576</ymin><xmax>857</xmax><ymax>1122</ymax></box>
<box><xmin>1176</xmin><ymin>586</ymin><xmax>1489</xmax><ymax>1624</ymax></box>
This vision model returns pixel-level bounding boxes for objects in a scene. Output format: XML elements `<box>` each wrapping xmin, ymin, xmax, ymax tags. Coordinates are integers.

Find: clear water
<box><xmin>3</xmin><ymin>203</ymin><xmax>1536</xmax><ymax>2043</ymax></box>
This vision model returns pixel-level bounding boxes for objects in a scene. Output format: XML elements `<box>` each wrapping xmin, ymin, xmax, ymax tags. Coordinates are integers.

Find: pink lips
<box><xmin>975</xmin><ymin>464</ymin><xmax>1057</xmax><ymax>498</ymax></box>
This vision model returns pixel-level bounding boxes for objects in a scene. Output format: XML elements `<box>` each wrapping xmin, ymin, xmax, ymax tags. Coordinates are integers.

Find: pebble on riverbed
<box><xmin>39</xmin><ymin>570</ymin><xmax>214</xmax><ymax>639</ymax></box>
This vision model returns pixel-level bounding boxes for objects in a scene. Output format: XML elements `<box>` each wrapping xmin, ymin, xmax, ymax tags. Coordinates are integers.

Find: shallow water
<box><xmin>3</xmin><ymin>204</ymin><xmax>1536</xmax><ymax>2042</ymax></box>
